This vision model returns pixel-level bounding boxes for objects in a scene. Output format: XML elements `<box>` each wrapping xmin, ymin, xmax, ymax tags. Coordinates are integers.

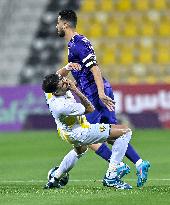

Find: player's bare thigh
<box><xmin>108</xmin><ymin>124</ymin><xmax>131</xmax><ymax>140</ymax></box>
<box><xmin>88</xmin><ymin>143</ymin><xmax>102</xmax><ymax>151</ymax></box>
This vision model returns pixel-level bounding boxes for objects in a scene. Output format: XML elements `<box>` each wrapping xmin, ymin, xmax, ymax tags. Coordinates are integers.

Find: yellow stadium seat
<box><xmin>158</xmin><ymin>20</ymin><xmax>170</xmax><ymax>37</ymax></box>
<box><xmin>77</xmin><ymin>14</ymin><xmax>92</xmax><ymax>35</ymax></box>
<box><xmin>63</xmin><ymin>48</ymin><xmax>68</xmax><ymax>64</ymax></box>
<box><xmin>123</xmin><ymin>20</ymin><xmax>138</xmax><ymax>37</ymax></box>
<box><xmin>77</xmin><ymin>24</ymin><xmax>85</xmax><ymax>34</ymax></box>
<box><xmin>140</xmin><ymin>21</ymin><xmax>155</xmax><ymax>36</ymax></box>
<box><xmin>119</xmin><ymin>44</ymin><xmax>135</xmax><ymax>65</ymax></box>
<box><xmin>145</xmin><ymin>75</ymin><xmax>158</xmax><ymax>84</ymax></box>
<box><xmin>162</xmin><ymin>76</ymin><xmax>170</xmax><ymax>84</ymax></box>
<box><xmin>102</xmin><ymin>52</ymin><xmax>116</xmax><ymax>66</ymax></box>
<box><xmin>138</xmin><ymin>43</ymin><xmax>153</xmax><ymax>64</ymax></box>
<box><xmin>127</xmin><ymin>75</ymin><xmax>140</xmax><ymax>84</ymax></box>
<box><xmin>117</xmin><ymin>0</ymin><xmax>132</xmax><ymax>11</ymax></box>
<box><xmin>135</xmin><ymin>0</ymin><xmax>150</xmax><ymax>11</ymax></box>
<box><xmin>105</xmin><ymin>19</ymin><xmax>120</xmax><ymax>38</ymax></box>
<box><xmin>77</xmin><ymin>18</ymin><xmax>86</xmax><ymax>34</ymax></box>
<box><xmin>81</xmin><ymin>0</ymin><xmax>96</xmax><ymax>12</ymax></box>
<box><xmin>157</xmin><ymin>45</ymin><xmax>170</xmax><ymax>64</ymax></box>
<box><xmin>88</xmin><ymin>21</ymin><xmax>103</xmax><ymax>38</ymax></box>
<box><xmin>101</xmin><ymin>45</ymin><xmax>116</xmax><ymax>66</ymax></box>
<box><xmin>99</xmin><ymin>0</ymin><xmax>113</xmax><ymax>11</ymax></box>
<box><xmin>152</xmin><ymin>0</ymin><xmax>166</xmax><ymax>10</ymax></box>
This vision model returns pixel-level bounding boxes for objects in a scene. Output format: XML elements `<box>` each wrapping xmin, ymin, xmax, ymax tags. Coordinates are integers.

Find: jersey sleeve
<box><xmin>76</xmin><ymin>38</ymin><xmax>97</xmax><ymax>69</ymax></box>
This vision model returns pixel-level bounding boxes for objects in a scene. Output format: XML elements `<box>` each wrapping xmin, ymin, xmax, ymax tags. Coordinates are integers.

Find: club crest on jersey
<box><xmin>99</xmin><ymin>125</ymin><xmax>106</xmax><ymax>132</ymax></box>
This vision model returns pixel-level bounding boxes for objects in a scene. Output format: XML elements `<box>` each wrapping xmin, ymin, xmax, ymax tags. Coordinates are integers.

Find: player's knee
<box><xmin>121</xmin><ymin>125</ymin><xmax>132</xmax><ymax>135</ymax></box>
<box><xmin>121</xmin><ymin>124</ymin><xmax>129</xmax><ymax>130</ymax></box>
<box><xmin>109</xmin><ymin>124</ymin><xmax>132</xmax><ymax>140</ymax></box>
<box><xmin>74</xmin><ymin>146</ymin><xmax>88</xmax><ymax>158</ymax></box>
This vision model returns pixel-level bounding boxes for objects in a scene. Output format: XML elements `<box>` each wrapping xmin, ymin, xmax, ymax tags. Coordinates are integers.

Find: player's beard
<box><xmin>58</xmin><ymin>29</ymin><xmax>65</xmax><ymax>37</ymax></box>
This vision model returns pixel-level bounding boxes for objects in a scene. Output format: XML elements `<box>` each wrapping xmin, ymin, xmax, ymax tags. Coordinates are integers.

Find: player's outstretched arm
<box><xmin>56</xmin><ymin>63</ymin><xmax>81</xmax><ymax>77</ymax></box>
<box><xmin>91</xmin><ymin>65</ymin><xmax>115</xmax><ymax>111</ymax></box>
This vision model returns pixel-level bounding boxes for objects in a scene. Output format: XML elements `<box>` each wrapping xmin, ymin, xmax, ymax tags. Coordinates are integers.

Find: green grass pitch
<box><xmin>0</xmin><ymin>129</ymin><xmax>170</xmax><ymax>205</ymax></box>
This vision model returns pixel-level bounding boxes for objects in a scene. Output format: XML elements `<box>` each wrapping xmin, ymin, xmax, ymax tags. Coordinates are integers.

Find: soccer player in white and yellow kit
<box><xmin>43</xmin><ymin>73</ymin><xmax>132</xmax><ymax>189</ymax></box>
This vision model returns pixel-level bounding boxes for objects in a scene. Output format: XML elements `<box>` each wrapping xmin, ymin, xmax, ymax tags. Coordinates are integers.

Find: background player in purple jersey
<box><xmin>55</xmin><ymin>9</ymin><xmax>150</xmax><ymax>187</ymax></box>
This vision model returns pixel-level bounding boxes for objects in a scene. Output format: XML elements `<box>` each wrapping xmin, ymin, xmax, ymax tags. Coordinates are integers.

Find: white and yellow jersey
<box><xmin>44</xmin><ymin>91</ymin><xmax>90</xmax><ymax>143</ymax></box>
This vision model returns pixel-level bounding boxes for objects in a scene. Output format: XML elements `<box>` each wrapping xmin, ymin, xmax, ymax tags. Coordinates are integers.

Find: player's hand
<box><xmin>99</xmin><ymin>93</ymin><xmax>115</xmax><ymax>111</ymax></box>
<box><xmin>65</xmin><ymin>62</ymin><xmax>81</xmax><ymax>71</ymax></box>
<box><xmin>63</xmin><ymin>78</ymin><xmax>77</xmax><ymax>92</ymax></box>
<box><xmin>73</xmin><ymin>80</ymin><xmax>78</xmax><ymax>86</ymax></box>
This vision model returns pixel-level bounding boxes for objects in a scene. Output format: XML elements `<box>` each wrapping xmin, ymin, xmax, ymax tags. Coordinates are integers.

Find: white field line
<box><xmin>0</xmin><ymin>179</ymin><xmax>170</xmax><ymax>183</ymax></box>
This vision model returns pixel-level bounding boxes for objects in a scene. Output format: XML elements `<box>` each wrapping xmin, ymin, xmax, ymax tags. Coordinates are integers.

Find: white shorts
<box><xmin>69</xmin><ymin>123</ymin><xmax>111</xmax><ymax>146</ymax></box>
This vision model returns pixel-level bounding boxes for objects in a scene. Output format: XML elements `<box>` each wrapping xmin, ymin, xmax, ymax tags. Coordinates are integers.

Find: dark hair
<box><xmin>59</xmin><ymin>9</ymin><xmax>77</xmax><ymax>28</ymax></box>
<box><xmin>42</xmin><ymin>74</ymin><xmax>60</xmax><ymax>93</ymax></box>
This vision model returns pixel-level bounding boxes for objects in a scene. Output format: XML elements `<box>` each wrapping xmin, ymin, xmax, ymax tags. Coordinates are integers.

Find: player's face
<box><xmin>56</xmin><ymin>16</ymin><xmax>65</xmax><ymax>37</ymax></box>
<box><xmin>54</xmin><ymin>78</ymin><xmax>69</xmax><ymax>96</ymax></box>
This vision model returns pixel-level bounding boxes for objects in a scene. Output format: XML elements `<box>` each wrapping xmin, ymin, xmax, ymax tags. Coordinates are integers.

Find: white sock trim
<box><xmin>136</xmin><ymin>159</ymin><xmax>143</xmax><ymax>168</ymax></box>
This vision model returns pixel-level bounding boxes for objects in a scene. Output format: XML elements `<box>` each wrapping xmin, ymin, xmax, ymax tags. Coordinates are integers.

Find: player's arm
<box><xmin>77</xmin><ymin>39</ymin><xmax>115</xmax><ymax>111</ymax></box>
<box><xmin>91</xmin><ymin>65</ymin><xmax>105</xmax><ymax>97</ymax></box>
<box><xmin>75</xmin><ymin>89</ymin><xmax>94</xmax><ymax>114</ymax></box>
<box><xmin>91</xmin><ymin>65</ymin><xmax>115</xmax><ymax>111</ymax></box>
<box><xmin>66</xmin><ymin>79</ymin><xmax>94</xmax><ymax>114</ymax></box>
<box><xmin>56</xmin><ymin>63</ymin><xmax>81</xmax><ymax>77</ymax></box>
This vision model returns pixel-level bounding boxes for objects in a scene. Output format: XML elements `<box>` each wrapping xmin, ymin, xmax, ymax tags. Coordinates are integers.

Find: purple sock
<box><xmin>125</xmin><ymin>143</ymin><xmax>140</xmax><ymax>164</ymax></box>
<box><xmin>95</xmin><ymin>143</ymin><xmax>111</xmax><ymax>162</ymax></box>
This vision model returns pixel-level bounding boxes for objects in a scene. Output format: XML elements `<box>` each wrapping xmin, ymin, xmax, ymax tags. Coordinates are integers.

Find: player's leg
<box><xmin>100</xmin><ymin>87</ymin><xmax>142</xmax><ymax>164</ymax></box>
<box><xmin>97</xmin><ymin>108</ymin><xmax>151</xmax><ymax>186</ymax></box>
<box><xmin>103</xmin><ymin>124</ymin><xmax>132</xmax><ymax>189</ymax></box>
<box><xmin>101</xmin><ymin>107</ymin><xmax>142</xmax><ymax>164</ymax></box>
<box><xmin>89</xmin><ymin>143</ymin><xmax>130</xmax><ymax>179</ymax></box>
<box><xmin>89</xmin><ymin>143</ymin><xmax>111</xmax><ymax>161</ymax></box>
<box><xmin>100</xmin><ymin>87</ymin><xmax>151</xmax><ymax>186</ymax></box>
<box><xmin>82</xmin><ymin>123</ymin><xmax>132</xmax><ymax>189</ymax></box>
<box><xmin>101</xmin><ymin>108</ymin><xmax>150</xmax><ymax>186</ymax></box>
<box><xmin>86</xmin><ymin>103</ymin><xmax>130</xmax><ymax>178</ymax></box>
<box><xmin>85</xmin><ymin>109</ymin><xmax>113</xmax><ymax>162</ymax></box>
<box><xmin>44</xmin><ymin>146</ymin><xmax>87</xmax><ymax>189</ymax></box>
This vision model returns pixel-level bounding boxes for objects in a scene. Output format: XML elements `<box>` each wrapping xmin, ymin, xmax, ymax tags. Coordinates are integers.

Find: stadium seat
<box><xmin>145</xmin><ymin>75</ymin><xmax>158</xmax><ymax>84</ymax></box>
<box><xmin>135</xmin><ymin>0</ymin><xmax>150</xmax><ymax>11</ymax></box>
<box><xmin>123</xmin><ymin>18</ymin><xmax>138</xmax><ymax>37</ymax></box>
<box><xmin>88</xmin><ymin>20</ymin><xmax>103</xmax><ymax>38</ymax></box>
<box><xmin>157</xmin><ymin>44</ymin><xmax>170</xmax><ymax>64</ymax></box>
<box><xmin>158</xmin><ymin>18</ymin><xmax>170</xmax><ymax>37</ymax></box>
<box><xmin>116</xmin><ymin>0</ymin><xmax>132</xmax><ymax>11</ymax></box>
<box><xmin>138</xmin><ymin>41</ymin><xmax>153</xmax><ymax>64</ymax></box>
<box><xmin>77</xmin><ymin>16</ymin><xmax>87</xmax><ymax>34</ymax></box>
<box><xmin>152</xmin><ymin>0</ymin><xmax>166</xmax><ymax>10</ymax></box>
<box><xmin>81</xmin><ymin>0</ymin><xmax>96</xmax><ymax>12</ymax></box>
<box><xmin>119</xmin><ymin>43</ymin><xmax>135</xmax><ymax>65</ymax></box>
<box><xmin>101</xmin><ymin>45</ymin><xmax>116</xmax><ymax>66</ymax></box>
<box><xmin>127</xmin><ymin>75</ymin><xmax>140</xmax><ymax>84</ymax></box>
<box><xmin>20</xmin><ymin>0</ymin><xmax>170</xmax><ymax>84</ymax></box>
<box><xmin>138</xmin><ymin>49</ymin><xmax>153</xmax><ymax>64</ymax></box>
<box><xmin>99</xmin><ymin>0</ymin><xmax>113</xmax><ymax>12</ymax></box>
<box><xmin>105</xmin><ymin>17</ymin><xmax>120</xmax><ymax>38</ymax></box>
<box><xmin>140</xmin><ymin>19</ymin><xmax>155</xmax><ymax>37</ymax></box>
<box><xmin>162</xmin><ymin>76</ymin><xmax>170</xmax><ymax>83</ymax></box>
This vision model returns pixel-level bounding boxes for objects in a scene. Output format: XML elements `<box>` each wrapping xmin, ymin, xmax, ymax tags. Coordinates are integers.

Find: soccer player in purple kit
<box><xmin>55</xmin><ymin>9</ymin><xmax>150</xmax><ymax>187</ymax></box>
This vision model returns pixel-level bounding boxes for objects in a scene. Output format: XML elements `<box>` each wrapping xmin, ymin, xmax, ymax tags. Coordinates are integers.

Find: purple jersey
<box><xmin>68</xmin><ymin>34</ymin><xmax>111</xmax><ymax>101</ymax></box>
<box><xmin>68</xmin><ymin>34</ymin><xmax>117</xmax><ymax>124</ymax></box>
